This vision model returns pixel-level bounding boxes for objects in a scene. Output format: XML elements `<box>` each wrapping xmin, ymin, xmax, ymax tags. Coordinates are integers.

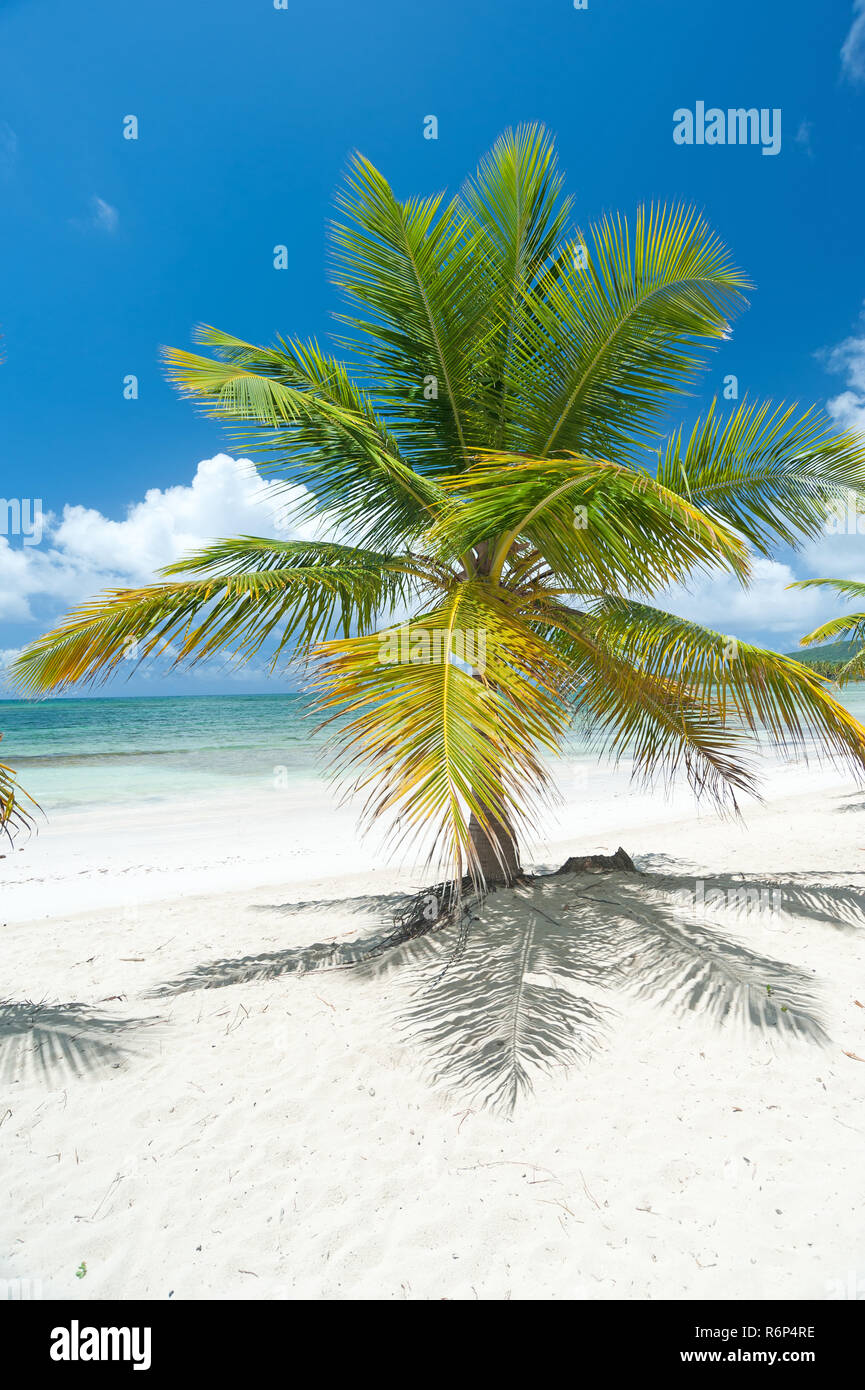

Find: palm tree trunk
<box><xmin>468</xmin><ymin>805</ymin><xmax>520</xmax><ymax>885</ymax></box>
<box><xmin>466</xmin><ymin>663</ymin><xmax>521</xmax><ymax>885</ymax></box>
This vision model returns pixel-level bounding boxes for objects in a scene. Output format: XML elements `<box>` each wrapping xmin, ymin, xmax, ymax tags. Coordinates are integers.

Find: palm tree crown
<box><xmin>13</xmin><ymin>126</ymin><xmax>865</xmax><ymax>883</ymax></box>
<box><xmin>791</xmin><ymin>576</ymin><xmax>865</xmax><ymax>682</ymax></box>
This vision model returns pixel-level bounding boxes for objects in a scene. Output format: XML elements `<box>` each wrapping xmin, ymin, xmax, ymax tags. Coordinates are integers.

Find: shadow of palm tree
<box><xmin>146</xmin><ymin>861</ymin><xmax>837</xmax><ymax>1112</ymax></box>
<box><xmin>832</xmin><ymin>791</ymin><xmax>865</xmax><ymax>814</ymax></box>
<box><xmin>387</xmin><ymin>872</ymin><xmax>831</xmax><ymax>1111</ymax></box>
<box><xmin>0</xmin><ymin>1000</ymin><xmax>153</xmax><ymax>1085</ymax></box>
<box><xmin>149</xmin><ymin>883</ymin><xmax>467</xmax><ymax>996</ymax></box>
<box><xmin>388</xmin><ymin>885</ymin><xmax>618</xmax><ymax>1112</ymax></box>
<box><xmin>636</xmin><ymin>862</ymin><xmax>865</xmax><ymax>933</ymax></box>
<box><xmin>249</xmin><ymin>890</ymin><xmax>417</xmax><ymax>919</ymax></box>
<box><xmin>562</xmin><ymin>877</ymin><xmax>832</xmax><ymax>1037</ymax></box>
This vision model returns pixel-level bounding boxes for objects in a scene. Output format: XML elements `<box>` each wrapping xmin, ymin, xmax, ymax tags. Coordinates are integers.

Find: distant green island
<box><xmin>784</xmin><ymin>640</ymin><xmax>860</xmax><ymax>679</ymax></box>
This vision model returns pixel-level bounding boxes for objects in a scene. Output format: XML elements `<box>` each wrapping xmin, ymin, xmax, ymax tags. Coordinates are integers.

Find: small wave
<box><xmin>9</xmin><ymin>743</ymin><xmax>317</xmax><ymax>766</ymax></box>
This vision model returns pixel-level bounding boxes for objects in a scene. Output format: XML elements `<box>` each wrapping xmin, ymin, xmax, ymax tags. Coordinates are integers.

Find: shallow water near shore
<box><xmin>4</xmin><ymin>684</ymin><xmax>865</xmax><ymax>814</ymax></box>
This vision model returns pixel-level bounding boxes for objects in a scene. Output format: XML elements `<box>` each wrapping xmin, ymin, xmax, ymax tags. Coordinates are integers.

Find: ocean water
<box><xmin>0</xmin><ymin>695</ymin><xmax>328</xmax><ymax>811</ymax></box>
<box><xmin>2</xmin><ymin>686</ymin><xmax>865</xmax><ymax>814</ymax></box>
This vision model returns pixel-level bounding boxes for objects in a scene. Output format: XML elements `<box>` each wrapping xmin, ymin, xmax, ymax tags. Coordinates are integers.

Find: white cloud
<box><xmin>74</xmin><ymin>196</ymin><xmax>118</xmax><ymax>234</ymax></box>
<box><xmin>842</xmin><ymin>0</ymin><xmax>865</xmax><ymax>80</ymax></box>
<box><xmin>823</xmin><ymin>304</ymin><xmax>865</xmax><ymax>435</ymax></box>
<box><xmin>0</xmin><ymin>453</ymin><xmax>320</xmax><ymax>624</ymax></box>
<box><xmin>661</xmin><ymin>557</ymin><xmax>835</xmax><ymax>644</ymax></box>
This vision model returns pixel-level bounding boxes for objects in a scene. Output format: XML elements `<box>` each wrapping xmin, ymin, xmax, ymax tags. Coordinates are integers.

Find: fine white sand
<box><xmin>2</xmin><ymin>768</ymin><xmax>865</xmax><ymax>1301</ymax></box>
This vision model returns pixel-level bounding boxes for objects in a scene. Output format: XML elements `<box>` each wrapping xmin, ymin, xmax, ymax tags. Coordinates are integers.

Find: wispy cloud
<box><xmin>841</xmin><ymin>0</ymin><xmax>865</xmax><ymax>81</ymax></box>
<box><xmin>794</xmin><ymin>120</ymin><xmax>814</xmax><ymax>157</ymax></box>
<box><xmin>88</xmin><ymin>196</ymin><xmax>119</xmax><ymax>234</ymax></box>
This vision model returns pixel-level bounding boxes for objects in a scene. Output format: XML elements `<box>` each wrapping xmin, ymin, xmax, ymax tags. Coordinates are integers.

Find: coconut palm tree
<box><xmin>790</xmin><ymin>577</ymin><xmax>865</xmax><ymax>681</ymax></box>
<box><xmin>13</xmin><ymin>126</ymin><xmax>865</xmax><ymax>889</ymax></box>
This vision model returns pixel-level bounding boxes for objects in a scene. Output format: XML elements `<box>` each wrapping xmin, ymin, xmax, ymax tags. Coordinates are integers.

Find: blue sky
<box><xmin>2</xmin><ymin>0</ymin><xmax>865</xmax><ymax>694</ymax></box>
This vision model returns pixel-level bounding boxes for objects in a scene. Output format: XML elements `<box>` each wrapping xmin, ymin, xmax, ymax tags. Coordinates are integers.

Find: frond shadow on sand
<box><xmin>148</xmin><ymin>886</ymin><xmax>459</xmax><ymax>996</ymax></box>
<box><xmin>144</xmin><ymin>859</ymin><xmax>857</xmax><ymax>1112</ymax></box>
<box><xmin>0</xmin><ymin>1000</ymin><xmax>157</xmax><ymax>1087</ymax></box>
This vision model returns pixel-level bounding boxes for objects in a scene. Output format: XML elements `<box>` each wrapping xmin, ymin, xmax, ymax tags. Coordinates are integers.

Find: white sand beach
<box><xmin>3</xmin><ymin>765</ymin><xmax>865</xmax><ymax>1302</ymax></box>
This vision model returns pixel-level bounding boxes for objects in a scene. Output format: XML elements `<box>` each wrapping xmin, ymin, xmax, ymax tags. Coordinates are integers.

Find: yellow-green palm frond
<box><xmin>835</xmin><ymin>647</ymin><xmax>865</xmax><ymax>683</ymax></box>
<box><xmin>657</xmin><ymin>400</ymin><xmax>865</xmax><ymax>554</ymax></box>
<box><xmin>431</xmin><ymin>451</ymin><xmax>751</xmax><ymax>595</ymax></box>
<box><xmin>12</xmin><ymin>540</ymin><xmax>425</xmax><ymax>696</ymax></box>
<box><xmin>791</xmin><ymin>577</ymin><xmax>865</xmax><ymax>603</ymax></box>
<box><xmin>313</xmin><ymin>583</ymin><xmax>573</xmax><ymax>885</ymax></box>
<box><xmin>0</xmin><ymin>740</ymin><xmax>38</xmax><ymax>841</ymax></box>
<box><xmin>789</xmin><ymin>577</ymin><xmax>865</xmax><ymax>684</ymax></box>
<box><xmin>797</xmin><ymin>611</ymin><xmax>865</xmax><ymax>647</ymax></box>
<box><xmin>535</xmin><ymin>600</ymin><xmax>756</xmax><ymax>810</ymax></box>
<box><xmin>574</xmin><ymin>597</ymin><xmax>865</xmax><ymax>774</ymax></box>
<box><xmin>510</xmin><ymin>202</ymin><xmax>751</xmax><ymax>461</ymax></box>
<box><xmin>462</xmin><ymin>124</ymin><xmax>572</xmax><ymax>294</ymax></box>
<box><xmin>159</xmin><ymin>536</ymin><xmax>444</xmax><ymax>586</ymax></box>
<box><xmin>791</xmin><ymin>576</ymin><xmax>865</xmax><ymax>651</ymax></box>
<box><xmin>162</xmin><ymin>330</ymin><xmax>445</xmax><ymax>549</ymax></box>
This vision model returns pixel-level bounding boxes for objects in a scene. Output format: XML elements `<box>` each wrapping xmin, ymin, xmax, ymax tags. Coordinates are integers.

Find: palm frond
<box><xmin>509</xmin><ymin>203</ymin><xmax>750</xmax><ymax>460</ymax></box>
<box><xmin>656</xmin><ymin>399</ymin><xmax>865</xmax><ymax>554</ymax></box>
<box><xmin>0</xmin><ymin>740</ymin><xmax>38</xmax><ymax>840</ymax></box>
<box><xmin>431</xmin><ymin>451</ymin><xmax>751</xmax><ymax>595</ymax></box>
<box><xmin>313</xmin><ymin>583</ymin><xmax>573</xmax><ymax>885</ymax></box>
<box><xmin>797</xmin><ymin>612</ymin><xmax>865</xmax><ymax>647</ymax></box>
<box><xmin>459</xmin><ymin>124</ymin><xmax>574</xmax><ymax>449</ymax></box>
<box><xmin>535</xmin><ymin>599</ymin><xmax>757</xmax><ymax>810</ymax></box>
<box><xmin>330</xmin><ymin>153</ymin><xmax>491</xmax><ymax>467</ymax></box>
<box><xmin>791</xmin><ymin>577</ymin><xmax>865</xmax><ymax>601</ymax></box>
<box><xmin>790</xmin><ymin>577</ymin><xmax>865</xmax><ymax>683</ymax></box>
<box><xmin>572</xmin><ymin>597</ymin><xmax>865</xmax><ymax>774</ymax></box>
<box><xmin>163</xmin><ymin>330</ymin><xmax>444</xmax><ymax>548</ymax></box>
<box><xmin>12</xmin><ymin>540</ymin><xmax>421</xmax><ymax>694</ymax></box>
<box><xmin>835</xmin><ymin>647</ymin><xmax>865</xmax><ymax>683</ymax></box>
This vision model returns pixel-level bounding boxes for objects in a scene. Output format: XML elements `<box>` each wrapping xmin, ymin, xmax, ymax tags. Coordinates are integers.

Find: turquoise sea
<box><xmin>0</xmin><ymin>695</ymin><xmax>327</xmax><ymax>811</ymax></box>
<box><xmin>3</xmin><ymin>686</ymin><xmax>865</xmax><ymax>814</ymax></box>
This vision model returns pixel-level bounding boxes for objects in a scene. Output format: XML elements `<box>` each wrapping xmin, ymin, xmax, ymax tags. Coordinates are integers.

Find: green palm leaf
<box><xmin>0</xmin><ymin>740</ymin><xmax>37</xmax><ymax>840</ymax></box>
<box><xmin>790</xmin><ymin>577</ymin><xmax>865</xmax><ymax>683</ymax></box>
<box><xmin>656</xmin><ymin>399</ymin><xmax>865</xmax><ymax>554</ymax></box>
<box><xmin>535</xmin><ymin>599</ymin><xmax>756</xmax><ymax>809</ymax></box>
<box><xmin>431</xmin><ymin>450</ymin><xmax>751</xmax><ymax>594</ymax></box>
<box><xmin>331</xmin><ymin>153</ymin><xmax>490</xmax><ymax>467</ymax></box>
<box><xmin>13</xmin><ymin>539</ymin><xmax>423</xmax><ymax>694</ymax></box>
<box><xmin>573</xmin><ymin>597</ymin><xmax>865</xmax><ymax>771</ymax></box>
<box><xmin>460</xmin><ymin>124</ymin><xmax>574</xmax><ymax>448</ymax></box>
<box><xmin>509</xmin><ymin>203</ymin><xmax>751</xmax><ymax>461</ymax></box>
<box><xmin>163</xmin><ymin>330</ymin><xmax>444</xmax><ymax>548</ymax></box>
